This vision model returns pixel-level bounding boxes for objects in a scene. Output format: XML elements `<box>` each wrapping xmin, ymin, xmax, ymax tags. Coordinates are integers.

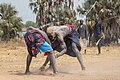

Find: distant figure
<box><xmin>24</xmin><ymin>27</ymin><xmax>57</xmax><ymax>74</ymax></box>
<box><xmin>94</xmin><ymin>19</ymin><xmax>104</xmax><ymax>55</ymax></box>
<box><xmin>16</xmin><ymin>32</ymin><xmax>23</xmax><ymax>42</ymax></box>
<box><xmin>0</xmin><ymin>13</ymin><xmax>2</xmax><ymax>19</ymax></box>
<box><xmin>77</xmin><ymin>20</ymin><xmax>88</xmax><ymax>54</ymax></box>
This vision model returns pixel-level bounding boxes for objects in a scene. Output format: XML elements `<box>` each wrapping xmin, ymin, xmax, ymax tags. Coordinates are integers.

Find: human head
<box><xmin>0</xmin><ymin>13</ymin><xmax>2</xmax><ymax>19</ymax></box>
<box><xmin>27</xmin><ymin>26</ymin><xmax>34</xmax><ymax>31</ymax></box>
<box><xmin>95</xmin><ymin>18</ymin><xmax>101</xmax><ymax>24</ymax></box>
<box><xmin>80</xmin><ymin>19</ymin><xmax>84</xmax><ymax>25</ymax></box>
<box><xmin>40</xmin><ymin>23</ymin><xmax>51</xmax><ymax>32</ymax></box>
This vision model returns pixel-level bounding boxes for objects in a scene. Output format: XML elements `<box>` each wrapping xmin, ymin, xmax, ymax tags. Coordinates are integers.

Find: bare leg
<box><xmin>43</xmin><ymin>46</ymin><xmax>67</xmax><ymax>71</ymax></box>
<box><xmin>84</xmin><ymin>49</ymin><xmax>86</xmax><ymax>54</ymax></box>
<box><xmin>48</xmin><ymin>52</ymin><xmax>57</xmax><ymax>74</ymax></box>
<box><xmin>40</xmin><ymin>56</ymin><xmax>50</xmax><ymax>71</ymax></box>
<box><xmin>72</xmin><ymin>42</ymin><xmax>85</xmax><ymax>70</ymax></box>
<box><xmin>40</xmin><ymin>46</ymin><xmax>66</xmax><ymax>71</ymax></box>
<box><xmin>97</xmin><ymin>43</ymin><xmax>101</xmax><ymax>55</ymax></box>
<box><xmin>25</xmin><ymin>54</ymin><xmax>32</xmax><ymax>74</ymax></box>
<box><xmin>40</xmin><ymin>51</ymin><xmax>57</xmax><ymax>74</ymax></box>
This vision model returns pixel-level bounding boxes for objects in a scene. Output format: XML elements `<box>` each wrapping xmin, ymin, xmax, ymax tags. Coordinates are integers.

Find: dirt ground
<box><xmin>0</xmin><ymin>41</ymin><xmax>120</xmax><ymax>80</ymax></box>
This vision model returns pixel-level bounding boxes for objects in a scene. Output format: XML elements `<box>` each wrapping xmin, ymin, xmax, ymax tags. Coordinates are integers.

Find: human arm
<box><xmin>39</xmin><ymin>30</ymin><xmax>52</xmax><ymax>45</ymax></box>
<box><xmin>55</xmin><ymin>32</ymin><xmax>67</xmax><ymax>58</ymax></box>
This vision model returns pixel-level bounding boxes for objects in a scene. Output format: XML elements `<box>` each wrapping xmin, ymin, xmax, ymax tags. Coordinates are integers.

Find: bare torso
<box><xmin>46</xmin><ymin>25</ymin><xmax>70</xmax><ymax>38</ymax></box>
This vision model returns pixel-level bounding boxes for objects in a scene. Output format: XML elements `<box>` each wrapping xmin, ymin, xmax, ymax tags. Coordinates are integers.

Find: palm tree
<box><xmin>29</xmin><ymin>0</ymin><xmax>75</xmax><ymax>26</ymax></box>
<box><xmin>0</xmin><ymin>3</ymin><xmax>23</xmax><ymax>40</ymax></box>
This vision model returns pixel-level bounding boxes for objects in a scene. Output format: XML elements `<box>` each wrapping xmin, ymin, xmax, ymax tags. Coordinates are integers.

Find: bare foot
<box><xmin>50</xmin><ymin>71</ymin><xmax>58</xmax><ymax>76</ymax></box>
<box><xmin>96</xmin><ymin>53</ymin><xmax>101</xmax><ymax>55</ymax></box>
<box><xmin>82</xmin><ymin>67</ymin><xmax>86</xmax><ymax>70</ymax></box>
<box><xmin>25</xmin><ymin>71</ymin><xmax>31</xmax><ymax>75</ymax></box>
<box><xmin>39</xmin><ymin>66</ymin><xmax>46</xmax><ymax>71</ymax></box>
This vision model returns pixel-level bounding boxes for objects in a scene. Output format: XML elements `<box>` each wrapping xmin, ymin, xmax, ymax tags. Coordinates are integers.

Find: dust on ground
<box><xmin>0</xmin><ymin>41</ymin><xmax>120</xmax><ymax>80</ymax></box>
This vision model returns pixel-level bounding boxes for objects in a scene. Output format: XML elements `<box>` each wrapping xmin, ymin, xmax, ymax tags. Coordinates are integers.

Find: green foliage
<box><xmin>29</xmin><ymin>0</ymin><xmax>75</xmax><ymax>26</ymax></box>
<box><xmin>25</xmin><ymin>21</ymin><xmax>37</xmax><ymax>28</ymax></box>
<box><xmin>0</xmin><ymin>3</ymin><xmax>23</xmax><ymax>40</ymax></box>
<box><xmin>77</xmin><ymin>0</ymin><xmax>120</xmax><ymax>21</ymax></box>
<box><xmin>77</xmin><ymin>5</ymin><xmax>86</xmax><ymax>15</ymax></box>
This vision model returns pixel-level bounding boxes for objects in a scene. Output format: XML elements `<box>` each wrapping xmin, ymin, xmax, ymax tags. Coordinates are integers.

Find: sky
<box><xmin>74</xmin><ymin>0</ymin><xmax>86</xmax><ymax>20</ymax></box>
<box><xmin>0</xmin><ymin>0</ymin><xmax>85</xmax><ymax>23</ymax></box>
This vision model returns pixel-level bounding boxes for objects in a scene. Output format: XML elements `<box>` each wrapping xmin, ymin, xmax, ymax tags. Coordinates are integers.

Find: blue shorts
<box><xmin>39</xmin><ymin>41</ymin><xmax>53</xmax><ymax>53</ymax></box>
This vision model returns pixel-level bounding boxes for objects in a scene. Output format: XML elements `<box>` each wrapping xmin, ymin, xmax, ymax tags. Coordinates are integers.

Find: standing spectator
<box><xmin>77</xmin><ymin>20</ymin><xmax>88</xmax><ymax>54</ymax></box>
<box><xmin>94</xmin><ymin>19</ymin><xmax>104</xmax><ymax>55</ymax></box>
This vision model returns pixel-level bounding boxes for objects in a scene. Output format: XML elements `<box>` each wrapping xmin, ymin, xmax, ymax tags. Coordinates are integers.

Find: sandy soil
<box><xmin>0</xmin><ymin>41</ymin><xmax>120</xmax><ymax>80</ymax></box>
